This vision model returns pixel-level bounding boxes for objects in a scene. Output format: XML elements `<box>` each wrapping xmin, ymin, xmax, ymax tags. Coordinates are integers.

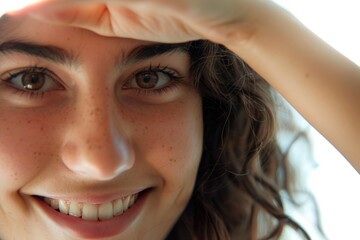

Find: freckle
<box><xmin>35</xmin><ymin>152</ymin><xmax>42</xmax><ymax>156</ymax></box>
<box><xmin>35</xmin><ymin>163</ymin><xmax>41</xmax><ymax>170</ymax></box>
<box><xmin>169</xmin><ymin>158</ymin><xmax>176</xmax><ymax>163</ymax></box>
<box><xmin>305</xmin><ymin>73</ymin><xmax>310</xmax><ymax>78</ymax></box>
<box><xmin>27</xmin><ymin>120</ymin><xmax>32</xmax><ymax>124</ymax></box>
<box><xmin>11</xmin><ymin>172</ymin><xmax>18</xmax><ymax>181</ymax></box>
<box><xmin>168</xmin><ymin>146</ymin><xmax>173</xmax><ymax>152</ymax></box>
<box><xmin>40</xmin><ymin>127</ymin><xmax>44</xmax><ymax>131</ymax></box>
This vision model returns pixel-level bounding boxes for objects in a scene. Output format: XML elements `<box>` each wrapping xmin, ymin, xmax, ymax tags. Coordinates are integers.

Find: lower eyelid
<box><xmin>130</xmin><ymin>80</ymin><xmax>182</xmax><ymax>96</ymax></box>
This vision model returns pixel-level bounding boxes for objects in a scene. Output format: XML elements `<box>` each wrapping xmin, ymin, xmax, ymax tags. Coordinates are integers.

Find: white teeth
<box><xmin>59</xmin><ymin>200</ymin><xmax>69</xmax><ymax>214</ymax></box>
<box><xmin>42</xmin><ymin>193</ymin><xmax>139</xmax><ymax>221</ymax></box>
<box><xmin>129</xmin><ymin>194</ymin><xmax>136</xmax><ymax>206</ymax></box>
<box><xmin>69</xmin><ymin>202</ymin><xmax>82</xmax><ymax>218</ymax></box>
<box><xmin>98</xmin><ymin>202</ymin><xmax>113</xmax><ymax>220</ymax></box>
<box><xmin>113</xmin><ymin>199</ymin><xmax>124</xmax><ymax>216</ymax></box>
<box><xmin>123</xmin><ymin>195</ymin><xmax>131</xmax><ymax>211</ymax></box>
<box><xmin>50</xmin><ymin>199</ymin><xmax>59</xmax><ymax>210</ymax></box>
<box><xmin>82</xmin><ymin>204</ymin><xmax>98</xmax><ymax>221</ymax></box>
<box><xmin>44</xmin><ymin>198</ymin><xmax>51</xmax><ymax>205</ymax></box>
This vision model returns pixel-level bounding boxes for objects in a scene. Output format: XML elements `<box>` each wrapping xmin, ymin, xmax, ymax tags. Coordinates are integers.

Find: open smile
<box><xmin>33</xmin><ymin>190</ymin><xmax>149</xmax><ymax>239</ymax></box>
<box><xmin>41</xmin><ymin>193</ymin><xmax>139</xmax><ymax>221</ymax></box>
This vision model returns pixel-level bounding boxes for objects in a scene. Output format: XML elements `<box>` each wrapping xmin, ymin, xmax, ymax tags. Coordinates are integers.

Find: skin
<box><xmin>9</xmin><ymin>0</ymin><xmax>359</xmax><ymax>171</ymax></box>
<box><xmin>0</xmin><ymin>15</ymin><xmax>203</xmax><ymax>239</ymax></box>
<box><xmin>0</xmin><ymin>0</ymin><xmax>358</xmax><ymax>239</ymax></box>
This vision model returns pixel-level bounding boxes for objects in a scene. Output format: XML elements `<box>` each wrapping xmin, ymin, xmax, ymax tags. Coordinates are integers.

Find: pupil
<box><xmin>143</xmin><ymin>75</ymin><xmax>152</xmax><ymax>83</ymax></box>
<box><xmin>30</xmin><ymin>75</ymin><xmax>39</xmax><ymax>83</ymax></box>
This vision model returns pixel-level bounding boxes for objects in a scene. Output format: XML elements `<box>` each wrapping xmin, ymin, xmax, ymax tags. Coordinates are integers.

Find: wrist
<box><xmin>206</xmin><ymin>1</ymin><xmax>292</xmax><ymax>54</ymax></box>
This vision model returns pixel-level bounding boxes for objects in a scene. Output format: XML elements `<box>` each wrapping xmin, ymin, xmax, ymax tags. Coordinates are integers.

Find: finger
<box><xmin>25</xmin><ymin>2</ymin><xmax>117</xmax><ymax>36</ymax></box>
<box><xmin>30</xmin><ymin>2</ymin><xmax>107</xmax><ymax>23</ymax></box>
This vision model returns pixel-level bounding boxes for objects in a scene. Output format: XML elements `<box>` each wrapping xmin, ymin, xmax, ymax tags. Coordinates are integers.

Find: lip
<box><xmin>33</xmin><ymin>190</ymin><xmax>149</xmax><ymax>239</ymax></box>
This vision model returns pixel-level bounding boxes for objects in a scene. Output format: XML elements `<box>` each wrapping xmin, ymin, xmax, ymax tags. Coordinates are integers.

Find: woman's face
<box><xmin>0</xmin><ymin>15</ymin><xmax>203</xmax><ymax>240</ymax></box>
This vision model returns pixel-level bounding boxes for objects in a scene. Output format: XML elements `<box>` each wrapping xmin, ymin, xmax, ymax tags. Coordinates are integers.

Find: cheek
<box><xmin>0</xmin><ymin>110</ymin><xmax>57</xmax><ymax>190</ymax></box>
<box><xmin>131</xmin><ymin>98</ymin><xmax>203</xmax><ymax>194</ymax></box>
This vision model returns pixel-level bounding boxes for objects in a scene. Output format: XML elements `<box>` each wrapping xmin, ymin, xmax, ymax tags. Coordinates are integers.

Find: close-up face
<box><xmin>0</xmin><ymin>14</ymin><xmax>203</xmax><ymax>240</ymax></box>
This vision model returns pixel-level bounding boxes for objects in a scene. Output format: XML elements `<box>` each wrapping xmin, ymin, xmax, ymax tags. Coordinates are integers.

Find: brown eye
<box><xmin>135</xmin><ymin>71</ymin><xmax>159</xmax><ymax>89</ymax></box>
<box><xmin>22</xmin><ymin>72</ymin><xmax>46</xmax><ymax>90</ymax></box>
<box><xmin>123</xmin><ymin>66</ymin><xmax>182</xmax><ymax>93</ymax></box>
<box><xmin>1</xmin><ymin>67</ymin><xmax>64</xmax><ymax>94</ymax></box>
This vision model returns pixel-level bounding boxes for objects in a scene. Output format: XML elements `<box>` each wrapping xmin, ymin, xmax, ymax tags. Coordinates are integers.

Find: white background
<box><xmin>273</xmin><ymin>1</ymin><xmax>360</xmax><ymax>239</ymax></box>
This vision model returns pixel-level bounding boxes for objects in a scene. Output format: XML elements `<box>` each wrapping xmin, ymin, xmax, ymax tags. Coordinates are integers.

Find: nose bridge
<box><xmin>61</xmin><ymin>89</ymin><xmax>134</xmax><ymax>181</ymax></box>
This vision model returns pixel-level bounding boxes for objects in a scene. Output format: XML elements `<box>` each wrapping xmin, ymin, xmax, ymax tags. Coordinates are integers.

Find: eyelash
<box><xmin>0</xmin><ymin>65</ymin><xmax>185</xmax><ymax>99</ymax></box>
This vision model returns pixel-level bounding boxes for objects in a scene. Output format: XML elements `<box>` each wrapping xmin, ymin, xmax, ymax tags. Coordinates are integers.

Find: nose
<box><xmin>61</xmin><ymin>96</ymin><xmax>135</xmax><ymax>181</ymax></box>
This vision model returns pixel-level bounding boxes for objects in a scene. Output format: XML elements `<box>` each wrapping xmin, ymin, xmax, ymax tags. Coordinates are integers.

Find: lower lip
<box><xmin>33</xmin><ymin>192</ymin><xmax>147</xmax><ymax>239</ymax></box>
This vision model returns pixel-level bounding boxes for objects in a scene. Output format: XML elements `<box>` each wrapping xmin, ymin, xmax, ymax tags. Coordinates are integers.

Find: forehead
<box><xmin>0</xmin><ymin>15</ymin><xmax>15</xmax><ymax>37</ymax></box>
<box><xmin>0</xmin><ymin>14</ymin><xmax>191</xmax><ymax>71</ymax></box>
<box><xmin>0</xmin><ymin>14</ymin><xmax>160</xmax><ymax>69</ymax></box>
<box><xmin>0</xmin><ymin>14</ymin><xmax>146</xmax><ymax>51</ymax></box>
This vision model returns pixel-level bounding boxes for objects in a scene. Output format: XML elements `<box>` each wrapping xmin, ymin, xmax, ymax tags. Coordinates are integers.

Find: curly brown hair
<box><xmin>166</xmin><ymin>40</ymin><xmax>311</xmax><ymax>240</ymax></box>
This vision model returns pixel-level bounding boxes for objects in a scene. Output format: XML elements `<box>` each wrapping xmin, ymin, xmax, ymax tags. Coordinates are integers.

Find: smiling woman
<box><xmin>0</xmin><ymin>1</ymin><xmax>359</xmax><ymax>240</ymax></box>
<box><xmin>0</xmin><ymin>15</ymin><xmax>203</xmax><ymax>239</ymax></box>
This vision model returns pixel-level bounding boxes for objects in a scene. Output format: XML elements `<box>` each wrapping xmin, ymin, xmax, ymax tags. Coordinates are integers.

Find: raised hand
<box><xmin>5</xmin><ymin>0</ymin><xmax>257</xmax><ymax>45</ymax></box>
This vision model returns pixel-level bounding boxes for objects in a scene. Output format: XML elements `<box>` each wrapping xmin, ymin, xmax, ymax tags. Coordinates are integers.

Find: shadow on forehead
<box><xmin>0</xmin><ymin>14</ymin><xmax>17</xmax><ymax>39</ymax></box>
<box><xmin>0</xmin><ymin>14</ymin><xmax>10</xmax><ymax>28</ymax></box>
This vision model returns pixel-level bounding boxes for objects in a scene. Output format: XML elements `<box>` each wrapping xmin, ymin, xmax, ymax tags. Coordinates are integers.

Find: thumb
<box><xmin>1</xmin><ymin>0</ymin><xmax>116</xmax><ymax>37</ymax></box>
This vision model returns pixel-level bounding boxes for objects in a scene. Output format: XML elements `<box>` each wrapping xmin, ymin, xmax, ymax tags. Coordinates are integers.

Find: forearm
<box><xmin>225</xmin><ymin>2</ymin><xmax>360</xmax><ymax>171</ymax></box>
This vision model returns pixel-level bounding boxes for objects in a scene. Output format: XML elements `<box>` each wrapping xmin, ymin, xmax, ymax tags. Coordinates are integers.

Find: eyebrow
<box><xmin>0</xmin><ymin>39</ymin><xmax>190</xmax><ymax>67</ymax></box>
<box><xmin>123</xmin><ymin>42</ymin><xmax>190</xmax><ymax>65</ymax></box>
<box><xmin>0</xmin><ymin>40</ymin><xmax>77</xmax><ymax>66</ymax></box>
